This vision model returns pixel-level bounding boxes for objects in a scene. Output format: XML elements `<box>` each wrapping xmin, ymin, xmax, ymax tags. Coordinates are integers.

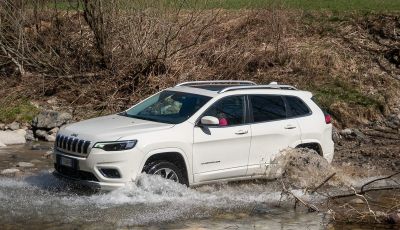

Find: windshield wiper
<box><xmin>118</xmin><ymin>111</ymin><xmax>128</xmax><ymax>116</ymax></box>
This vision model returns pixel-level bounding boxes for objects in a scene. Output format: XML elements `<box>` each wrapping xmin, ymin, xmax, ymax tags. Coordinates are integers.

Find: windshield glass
<box><xmin>122</xmin><ymin>90</ymin><xmax>211</xmax><ymax>124</ymax></box>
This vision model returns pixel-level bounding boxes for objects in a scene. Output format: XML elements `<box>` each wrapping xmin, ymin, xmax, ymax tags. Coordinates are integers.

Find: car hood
<box><xmin>59</xmin><ymin>114</ymin><xmax>174</xmax><ymax>142</ymax></box>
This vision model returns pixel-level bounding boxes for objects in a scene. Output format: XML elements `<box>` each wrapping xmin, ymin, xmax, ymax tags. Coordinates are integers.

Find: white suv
<box><xmin>53</xmin><ymin>81</ymin><xmax>334</xmax><ymax>190</ymax></box>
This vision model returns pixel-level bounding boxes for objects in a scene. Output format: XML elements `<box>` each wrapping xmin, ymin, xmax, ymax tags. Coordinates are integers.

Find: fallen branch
<box><xmin>0</xmin><ymin>44</ymin><xmax>25</xmax><ymax>76</ymax></box>
<box><xmin>280</xmin><ymin>180</ymin><xmax>319</xmax><ymax>212</ymax></box>
<box><xmin>361</xmin><ymin>171</ymin><xmax>400</xmax><ymax>193</ymax></box>
<box><xmin>330</xmin><ymin>186</ymin><xmax>400</xmax><ymax>199</ymax></box>
<box><xmin>310</xmin><ymin>172</ymin><xmax>336</xmax><ymax>194</ymax></box>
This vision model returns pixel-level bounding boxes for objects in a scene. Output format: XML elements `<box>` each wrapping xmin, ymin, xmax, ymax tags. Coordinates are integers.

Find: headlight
<box><xmin>93</xmin><ymin>140</ymin><xmax>137</xmax><ymax>151</ymax></box>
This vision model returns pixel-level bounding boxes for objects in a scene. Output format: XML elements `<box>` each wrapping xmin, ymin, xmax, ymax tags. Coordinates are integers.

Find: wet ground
<box><xmin>0</xmin><ymin>143</ymin><xmax>398</xmax><ymax>229</ymax></box>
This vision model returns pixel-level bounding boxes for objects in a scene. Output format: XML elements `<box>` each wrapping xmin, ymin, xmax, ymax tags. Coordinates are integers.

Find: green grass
<box><xmin>48</xmin><ymin>0</ymin><xmax>400</xmax><ymax>12</ymax></box>
<box><xmin>311</xmin><ymin>79</ymin><xmax>384</xmax><ymax>113</ymax></box>
<box><xmin>194</xmin><ymin>0</ymin><xmax>400</xmax><ymax>11</ymax></box>
<box><xmin>0</xmin><ymin>98</ymin><xmax>39</xmax><ymax>124</ymax></box>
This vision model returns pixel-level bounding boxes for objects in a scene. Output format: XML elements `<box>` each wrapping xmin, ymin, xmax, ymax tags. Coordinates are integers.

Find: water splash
<box><xmin>268</xmin><ymin>148</ymin><xmax>336</xmax><ymax>188</ymax></box>
<box><xmin>0</xmin><ymin>169</ymin><xmax>318</xmax><ymax>227</ymax></box>
<box><xmin>0</xmin><ymin>148</ymin><xmax>392</xmax><ymax>228</ymax></box>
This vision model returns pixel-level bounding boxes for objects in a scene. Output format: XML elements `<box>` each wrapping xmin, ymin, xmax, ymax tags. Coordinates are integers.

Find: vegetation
<box><xmin>51</xmin><ymin>0</ymin><xmax>400</xmax><ymax>12</ymax></box>
<box><xmin>1</xmin><ymin>0</ymin><xmax>399</xmax><ymax>126</ymax></box>
<box><xmin>312</xmin><ymin>79</ymin><xmax>384</xmax><ymax>112</ymax></box>
<box><xmin>0</xmin><ymin>98</ymin><xmax>39</xmax><ymax>124</ymax></box>
<box><xmin>198</xmin><ymin>0</ymin><xmax>400</xmax><ymax>11</ymax></box>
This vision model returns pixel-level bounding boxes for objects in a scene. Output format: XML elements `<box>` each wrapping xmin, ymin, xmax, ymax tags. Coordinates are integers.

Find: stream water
<box><xmin>0</xmin><ymin>143</ymin><xmax>395</xmax><ymax>229</ymax></box>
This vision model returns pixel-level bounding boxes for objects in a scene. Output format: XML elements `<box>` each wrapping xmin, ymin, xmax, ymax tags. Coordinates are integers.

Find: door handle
<box><xmin>235</xmin><ymin>130</ymin><xmax>248</xmax><ymax>135</ymax></box>
<box><xmin>284</xmin><ymin>124</ymin><xmax>296</xmax><ymax>129</ymax></box>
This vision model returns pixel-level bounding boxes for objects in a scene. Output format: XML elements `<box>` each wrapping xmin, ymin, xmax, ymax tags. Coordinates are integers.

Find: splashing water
<box><xmin>0</xmin><ymin>147</ymin><xmax>393</xmax><ymax>229</ymax></box>
<box><xmin>268</xmin><ymin>148</ymin><xmax>336</xmax><ymax>188</ymax></box>
<box><xmin>0</xmin><ymin>168</ymin><xmax>326</xmax><ymax>228</ymax></box>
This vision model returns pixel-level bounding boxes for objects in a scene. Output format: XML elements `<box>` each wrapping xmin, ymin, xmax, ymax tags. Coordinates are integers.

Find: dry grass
<box><xmin>1</xmin><ymin>2</ymin><xmax>399</xmax><ymax>126</ymax></box>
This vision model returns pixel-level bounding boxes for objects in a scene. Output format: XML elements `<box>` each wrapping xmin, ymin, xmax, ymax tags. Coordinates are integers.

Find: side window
<box><xmin>203</xmin><ymin>96</ymin><xmax>245</xmax><ymax>126</ymax></box>
<box><xmin>286</xmin><ymin>96</ymin><xmax>311</xmax><ymax>117</ymax></box>
<box><xmin>250</xmin><ymin>95</ymin><xmax>286</xmax><ymax>122</ymax></box>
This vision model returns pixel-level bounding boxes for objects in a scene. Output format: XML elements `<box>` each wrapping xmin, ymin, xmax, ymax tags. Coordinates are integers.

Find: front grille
<box><xmin>54</xmin><ymin>163</ymin><xmax>99</xmax><ymax>182</ymax></box>
<box><xmin>56</xmin><ymin>134</ymin><xmax>91</xmax><ymax>155</ymax></box>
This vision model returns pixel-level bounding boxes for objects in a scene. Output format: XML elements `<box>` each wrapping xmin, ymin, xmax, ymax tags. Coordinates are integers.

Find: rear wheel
<box><xmin>143</xmin><ymin>160</ymin><xmax>187</xmax><ymax>186</ymax></box>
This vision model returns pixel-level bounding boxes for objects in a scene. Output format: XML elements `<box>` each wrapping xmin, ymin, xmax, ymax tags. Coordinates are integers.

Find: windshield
<box><xmin>122</xmin><ymin>90</ymin><xmax>211</xmax><ymax>124</ymax></box>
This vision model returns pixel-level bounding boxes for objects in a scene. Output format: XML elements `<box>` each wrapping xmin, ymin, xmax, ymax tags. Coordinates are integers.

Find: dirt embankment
<box><xmin>1</xmin><ymin>8</ymin><xmax>400</xmax><ymax>175</ymax></box>
<box><xmin>1</xmin><ymin>9</ymin><xmax>399</xmax><ymax>128</ymax></box>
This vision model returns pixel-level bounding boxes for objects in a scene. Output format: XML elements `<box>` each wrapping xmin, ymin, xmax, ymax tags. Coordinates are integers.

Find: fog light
<box><xmin>99</xmin><ymin>168</ymin><xmax>121</xmax><ymax>178</ymax></box>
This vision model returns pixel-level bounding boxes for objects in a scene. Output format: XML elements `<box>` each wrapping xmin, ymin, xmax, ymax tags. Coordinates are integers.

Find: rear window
<box><xmin>285</xmin><ymin>96</ymin><xmax>311</xmax><ymax>117</ymax></box>
<box><xmin>250</xmin><ymin>95</ymin><xmax>286</xmax><ymax>122</ymax></box>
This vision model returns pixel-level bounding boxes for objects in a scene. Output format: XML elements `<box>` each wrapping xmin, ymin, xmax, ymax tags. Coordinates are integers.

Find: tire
<box><xmin>143</xmin><ymin>160</ymin><xmax>188</xmax><ymax>186</ymax></box>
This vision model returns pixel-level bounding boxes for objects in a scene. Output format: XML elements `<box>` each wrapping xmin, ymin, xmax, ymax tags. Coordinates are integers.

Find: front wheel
<box><xmin>143</xmin><ymin>161</ymin><xmax>187</xmax><ymax>186</ymax></box>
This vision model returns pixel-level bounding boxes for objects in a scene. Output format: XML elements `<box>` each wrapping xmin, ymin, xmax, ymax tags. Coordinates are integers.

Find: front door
<box><xmin>193</xmin><ymin>95</ymin><xmax>251</xmax><ymax>183</ymax></box>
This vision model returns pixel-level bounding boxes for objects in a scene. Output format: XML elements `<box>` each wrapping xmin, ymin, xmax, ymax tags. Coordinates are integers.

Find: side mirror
<box><xmin>200</xmin><ymin>116</ymin><xmax>219</xmax><ymax>126</ymax></box>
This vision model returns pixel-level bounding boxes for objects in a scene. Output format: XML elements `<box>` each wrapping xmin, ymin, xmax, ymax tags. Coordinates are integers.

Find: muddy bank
<box><xmin>1</xmin><ymin>9</ymin><xmax>400</xmax><ymax>129</ymax></box>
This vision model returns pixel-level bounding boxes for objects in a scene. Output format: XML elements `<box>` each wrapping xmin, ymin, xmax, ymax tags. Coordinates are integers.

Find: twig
<box><xmin>351</xmin><ymin>187</ymin><xmax>378</xmax><ymax>222</ymax></box>
<box><xmin>0</xmin><ymin>43</ymin><xmax>25</xmax><ymax>76</ymax></box>
<box><xmin>361</xmin><ymin>172</ymin><xmax>400</xmax><ymax>193</ymax></box>
<box><xmin>280</xmin><ymin>180</ymin><xmax>319</xmax><ymax>212</ymax></box>
<box><xmin>330</xmin><ymin>186</ymin><xmax>400</xmax><ymax>199</ymax></box>
<box><xmin>310</xmin><ymin>172</ymin><xmax>336</xmax><ymax>194</ymax></box>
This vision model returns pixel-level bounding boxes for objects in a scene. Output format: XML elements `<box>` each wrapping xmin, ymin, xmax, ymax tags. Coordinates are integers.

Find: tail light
<box><xmin>324</xmin><ymin>113</ymin><xmax>332</xmax><ymax>124</ymax></box>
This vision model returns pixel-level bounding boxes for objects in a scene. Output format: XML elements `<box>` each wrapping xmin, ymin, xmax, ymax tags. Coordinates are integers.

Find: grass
<box><xmin>48</xmin><ymin>0</ymin><xmax>400</xmax><ymax>12</ymax></box>
<box><xmin>311</xmin><ymin>79</ymin><xmax>384</xmax><ymax>113</ymax></box>
<box><xmin>0</xmin><ymin>98</ymin><xmax>39</xmax><ymax>124</ymax></box>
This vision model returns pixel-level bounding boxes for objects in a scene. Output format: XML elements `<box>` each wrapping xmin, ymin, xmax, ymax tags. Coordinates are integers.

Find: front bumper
<box><xmin>53</xmin><ymin>147</ymin><xmax>144</xmax><ymax>191</ymax></box>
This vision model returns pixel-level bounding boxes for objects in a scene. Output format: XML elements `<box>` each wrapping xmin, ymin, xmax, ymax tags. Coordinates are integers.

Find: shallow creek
<box><xmin>0</xmin><ymin>143</ymin><xmax>395</xmax><ymax>229</ymax></box>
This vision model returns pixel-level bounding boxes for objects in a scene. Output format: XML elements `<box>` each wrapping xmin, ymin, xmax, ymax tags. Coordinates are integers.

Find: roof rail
<box><xmin>176</xmin><ymin>80</ymin><xmax>257</xmax><ymax>87</ymax></box>
<box><xmin>219</xmin><ymin>83</ymin><xmax>297</xmax><ymax>93</ymax></box>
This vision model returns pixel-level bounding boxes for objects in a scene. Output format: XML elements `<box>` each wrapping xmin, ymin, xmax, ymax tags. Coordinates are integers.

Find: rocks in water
<box><xmin>0</xmin><ymin>168</ymin><xmax>21</xmax><ymax>175</ymax></box>
<box><xmin>46</xmin><ymin>134</ymin><xmax>56</xmax><ymax>142</ymax></box>
<box><xmin>0</xmin><ymin>141</ymin><xmax>5</xmax><ymax>148</ymax></box>
<box><xmin>0</xmin><ymin>129</ymin><xmax>27</xmax><ymax>145</ymax></box>
<box><xmin>32</xmin><ymin>110</ymin><xmax>72</xmax><ymax>129</ymax></box>
<box><xmin>46</xmin><ymin>127</ymin><xmax>59</xmax><ymax>142</ymax></box>
<box><xmin>8</xmin><ymin>121</ymin><xmax>20</xmax><ymax>130</ymax></box>
<box><xmin>42</xmin><ymin>150</ymin><xmax>53</xmax><ymax>159</ymax></box>
<box><xmin>49</xmin><ymin>127</ymin><xmax>59</xmax><ymax>135</ymax></box>
<box><xmin>16</xmin><ymin>162</ymin><xmax>34</xmax><ymax>167</ymax></box>
<box><xmin>34</xmin><ymin>129</ymin><xmax>57</xmax><ymax>142</ymax></box>
<box><xmin>29</xmin><ymin>110</ymin><xmax>69</xmax><ymax>142</ymax></box>
<box><xmin>25</xmin><ymin>130</ymin><xmax>35</xmax><ymax>141</ymax></box>
<box><xmin>0</xmin><ymin>123</ymin><xmax>5</xmax><ymax>130</ymax></box>
<box><xmin>35</xmin><ymin>130</ymin><xmax>47</xmax><ymax>139</ymax></box>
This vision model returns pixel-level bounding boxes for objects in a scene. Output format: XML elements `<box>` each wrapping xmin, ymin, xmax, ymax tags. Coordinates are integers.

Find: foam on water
<box><xmin>0</xmin><ymin>148</ymin><xmax>393</xmax><ymax>228</ymax></box>
<box><xmin>0</xmin><ymin>170</ymin><xmax>316</xmax><ymax>227</ymax></box>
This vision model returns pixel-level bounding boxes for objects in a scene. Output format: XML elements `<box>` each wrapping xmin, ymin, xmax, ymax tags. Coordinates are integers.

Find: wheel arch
<box><xmin>296</xmin><ymin>141</ymin><xmax>323</xmax><ymax>156</ymax></box>
<box><xmin>140</xmin><ymin>148</ymin><xmax>191</xmax><ymax>184</ymax></box>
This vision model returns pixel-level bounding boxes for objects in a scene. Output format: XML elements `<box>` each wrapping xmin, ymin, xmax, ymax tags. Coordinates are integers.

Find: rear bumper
<box><xmin>322</xmin><ymin>139</ymin><xmax>335</xmax><ymax>163</ymax></box>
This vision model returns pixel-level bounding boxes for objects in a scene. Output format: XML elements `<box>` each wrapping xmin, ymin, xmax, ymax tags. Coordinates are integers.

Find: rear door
<box><xmin>193</xmin><ymin>95</ymin><xmax>251</xmax><ymax>182</ymax></box>
<box><xmin>246</xmin><ymin>94</ymin><xmax>302</xmax><ymax>176</ymax></box>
